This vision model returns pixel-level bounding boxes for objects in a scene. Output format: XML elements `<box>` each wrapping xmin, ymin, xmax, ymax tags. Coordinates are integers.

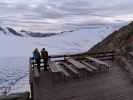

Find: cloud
<box><xmin>0</xmin><ymin>0</ymin><xmax>133</xmax><ymax>32</ymax></box>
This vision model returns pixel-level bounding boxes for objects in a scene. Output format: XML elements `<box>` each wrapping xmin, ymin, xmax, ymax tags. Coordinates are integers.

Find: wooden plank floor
<box><xmin>32</xmin><ymin>62</ymin><xmax>133</xmax><ymax>100</ymax></box>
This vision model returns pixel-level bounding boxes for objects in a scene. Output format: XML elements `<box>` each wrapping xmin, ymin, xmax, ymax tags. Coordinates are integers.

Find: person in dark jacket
<box><xmin>33</xmin><ymin>48</ymin><xmax>41</xmax><ymax>72</ymax></box>
<box><xmin>41</xmin><ymin>48</ymin><xmax>49</xmax><ymax>71</ymax></box>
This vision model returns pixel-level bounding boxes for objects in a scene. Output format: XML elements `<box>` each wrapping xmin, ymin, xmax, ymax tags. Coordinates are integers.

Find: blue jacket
<box><xmin>33</xmin><ymin>50</ymin><xmax>41</xmax><ymax>60</ymax></box>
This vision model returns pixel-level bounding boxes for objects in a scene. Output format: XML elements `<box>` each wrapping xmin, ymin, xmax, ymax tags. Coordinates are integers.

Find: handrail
<box><xmin>45</xmin><ymin>51</ymin><xmax>115</xmax><ymax>58</ymax></box>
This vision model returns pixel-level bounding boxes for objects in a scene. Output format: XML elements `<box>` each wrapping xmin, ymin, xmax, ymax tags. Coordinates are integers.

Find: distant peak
<box><xmin>0</xmin><ymin>26</ymin><xmax>76</xmax><ymax>38</ymax></box>
<box><xmin>0</xmin><ymin>26</ymin><xmax>7</xmax><ymax>34</ymax></box>
<box><xmin>7</xmin><ymin>27</ymin><xmax>24</xmax><ymax>37</ymax></box>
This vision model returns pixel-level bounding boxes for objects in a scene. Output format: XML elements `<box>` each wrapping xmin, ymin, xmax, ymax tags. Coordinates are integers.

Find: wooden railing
<box><xmin>29</xmin><ymin>51</ymin><xmax>115</xmax><ymax>66</ymax></box>
<box><xmin>29</xmin><ymin>51</ymin><xmax>115</xmax><ymax>73</ymax></box>
<box><xmin>29</xmin><ymin>51</ymin><xmax>115</xmax><ymax>77</ymax></box>
<box><xmin>48</xmin><ymin>51</ymin><xmax>114</xmax><ymax>58</ymax></box>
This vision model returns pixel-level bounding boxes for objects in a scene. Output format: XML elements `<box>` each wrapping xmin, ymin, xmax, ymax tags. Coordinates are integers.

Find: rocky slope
<box><xmin>89</xmin><ymin>21</ymin><xmax>133</xmax><ymax>55</ymax></box>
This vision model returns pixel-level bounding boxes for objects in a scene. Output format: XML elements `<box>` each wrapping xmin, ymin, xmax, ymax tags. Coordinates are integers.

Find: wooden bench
<box><xmin>65</xmin><ymin>58</ymin><xmax>93</xmax><ymax>72</ymax></box>
<box><xmin>61</xmin><ymin>62</ymin><xmax>79</xmax><ymax>74</ymax></box>
<box><xmin>81</xmin><ymin>61</ymin><xmax>98</xmax><ymax>71</ymax></box>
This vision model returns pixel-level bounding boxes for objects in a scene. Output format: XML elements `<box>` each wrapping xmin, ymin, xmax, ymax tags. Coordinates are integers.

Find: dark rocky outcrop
<box><xmin>0</xmin><ymin>26</ymin><xmax>75</xmax><ymax>38</ymax></box>
<box><xmin>25</xmin><ymin>32</ymin><xmax>57</xmax><ymax>38</ymax></box>
<box><xmin>7</xmin><ymin>27</ymin><xmax>24</xmax><ymax>37</ymax></box>
<box><xmin>21</xmin><ymin>30</ymin><xmax>58</xmax><ymax>38</ymax></box>
<box><xmin>21</xmin><ymin>29</ymin><xmax>75</xmax><ymax>38</ymax></box>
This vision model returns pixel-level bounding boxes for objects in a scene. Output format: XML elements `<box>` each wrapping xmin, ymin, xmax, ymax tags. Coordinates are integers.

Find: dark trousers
<box><xmin>35</xmin><ymin>59</ymin><xmax>40</xmax><ymax>72</ymax></box>
<box><xmin>43</xmin><ymin>60</ymin><xmax>48</xmax><ymax>71</ymax></box>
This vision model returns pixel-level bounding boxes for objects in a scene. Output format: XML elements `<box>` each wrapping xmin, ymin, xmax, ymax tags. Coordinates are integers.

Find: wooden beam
<box><xmin>49</xmin><ymin>51</ymin><xmax>115</xmax><ymax>58</ymax></box>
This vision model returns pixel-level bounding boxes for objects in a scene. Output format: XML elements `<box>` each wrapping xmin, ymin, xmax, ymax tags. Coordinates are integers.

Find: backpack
<box><xmin>41</xmin><ymin>50</ymin><xmax>48</xmax><ymax>59</ymax></box>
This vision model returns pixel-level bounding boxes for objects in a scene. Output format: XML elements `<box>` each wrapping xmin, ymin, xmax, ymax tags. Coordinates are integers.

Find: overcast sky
<box><xmin>0</xmin><ymin>0</ymin><xmax>133</xmax><ymax>32</ymax></box>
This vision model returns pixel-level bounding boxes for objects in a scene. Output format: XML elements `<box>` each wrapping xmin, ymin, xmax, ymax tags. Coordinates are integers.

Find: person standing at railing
<box><xmin>33</xmin><ymin>48</ymin><xmax>41</xmax><ymax>72</ymax></box>
<box><xmin>41</xmin><ymin>48</ymin><xmax>49</xmax><ymax>71</ymax></box>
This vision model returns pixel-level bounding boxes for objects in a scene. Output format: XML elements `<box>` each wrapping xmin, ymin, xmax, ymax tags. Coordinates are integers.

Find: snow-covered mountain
<box><xmin>0</xmin><ymin>22</ymin><xmax>128</xmax><ymax>95</ymax></box>
<box><xmin>0</xmin><ymin>26</ymin><xmax>78</xmax><ymax>38</ymax></box>
<box><xmin>0</xmin><ymin>26</ymin><xmax>60</xmax><ymax>38</ymax></box>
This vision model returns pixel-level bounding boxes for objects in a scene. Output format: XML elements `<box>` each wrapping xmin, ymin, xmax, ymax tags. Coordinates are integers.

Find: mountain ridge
<box><xmin>0</xmin><ymin>26</ymin><xmax>76</xmax><ymax>38</ymax></box>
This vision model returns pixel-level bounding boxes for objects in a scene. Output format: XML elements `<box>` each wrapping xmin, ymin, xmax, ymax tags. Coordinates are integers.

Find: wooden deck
<box><xmin>29</xmin><ymin>52</ymin><xmax>133</xmax><ymax>100</ymax></box>
<box><xmin>31</xmin><ymin>62</ymin><xmax>133</xmax><ymax>100</ymax></box>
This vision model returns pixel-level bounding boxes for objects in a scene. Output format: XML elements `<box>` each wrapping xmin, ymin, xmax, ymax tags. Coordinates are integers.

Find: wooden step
<box><xmin>60</xmin><ymin>62</ymin><xmax>79</xmax><ymax>74</ymax></box>
<box><xmin>65</xmin><ymin>58</ymin><xmax>93</xmax><ymax>72</ymax></box>
<box><xmin>55</xmin><ymin>62</ymin><xmax>70</xmax><ymax>77</ymax></box>
<box><xmin>81</xmin><ymin>61</ymin><xmax>98</xmax><ymax>71</ymax></box>
<box><xmin>49</xmin><ymin>61</ymin><xmax>70</xmax><ymax>77</ymax></box>
<box><xmin>86</xmin><ymin>57</ymin><xmax>110</xmax><ymax>68</ymax></box>
<box><xmin>49</xmin><ymin>61</ymin><xmax>60</xmax><ymax>72</ymax></box>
